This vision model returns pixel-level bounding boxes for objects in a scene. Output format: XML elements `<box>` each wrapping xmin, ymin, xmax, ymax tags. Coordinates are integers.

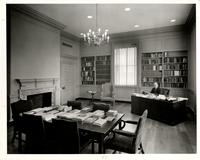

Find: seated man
<box><xmin>150</xmin><ymin>82</ymin><xmax>160</xmax><ymax>95</ymax></box>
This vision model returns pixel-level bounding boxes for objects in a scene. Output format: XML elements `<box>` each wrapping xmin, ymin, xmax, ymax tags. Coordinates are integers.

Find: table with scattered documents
<box><xmin>22</xmin><ymin>105</ymin><xmax>124</xmax><ymax>153</ymax></box>
<box><xmin>131</xmin><ymin>93</ymin><xmax>188</xmax><ymax>125</ymax></box>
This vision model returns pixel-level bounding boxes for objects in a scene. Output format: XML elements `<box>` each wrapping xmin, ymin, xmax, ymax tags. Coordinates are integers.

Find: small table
<box><xmin>87</xmin><ymin>90</ymin><xmax>97</xmax><ymax>104</ymax></box>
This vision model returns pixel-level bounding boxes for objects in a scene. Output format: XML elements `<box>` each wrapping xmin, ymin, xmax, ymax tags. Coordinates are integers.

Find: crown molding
<box><xmin>109</xmin><ymin>25</ymin><xmax>186</xmax><ymax>42</ymax></box>
<box><xmin>9</xmin><ymin>4</ymin><xmax>65</xmax><ymax>30</ymax></box>
<box><xmin>61</xmin><ymin>30</ymin><xmax>80</xmax><ymax>42</ymax></box>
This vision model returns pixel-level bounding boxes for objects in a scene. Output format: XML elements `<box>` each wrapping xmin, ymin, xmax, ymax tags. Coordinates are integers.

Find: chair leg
<box><xmin>140</xmin><ymin>143</ymin><xmax>145</xmax><ymax>154</ymax></box>
<box><xmin>92</xmin><ymin>140</ymin><xmax>95</xmax><ymax>153</ymax></box>
<box><xmin>12</xmin><ymin>127</ymin><xmax>17</xmax><ymax>143</ymax></box>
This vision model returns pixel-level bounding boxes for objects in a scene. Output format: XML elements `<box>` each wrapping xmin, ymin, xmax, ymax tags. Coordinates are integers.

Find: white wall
<box><xmin>10</xmin><ymin>10</ymin><xmax>61</xmax><ymax>104</ymax></box>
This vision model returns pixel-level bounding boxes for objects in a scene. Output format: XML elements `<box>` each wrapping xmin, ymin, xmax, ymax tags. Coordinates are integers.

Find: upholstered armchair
<box><xmin>100</xmin><ymin>82</ymin><xmax>115</xmax><ymax>106</ymax></box>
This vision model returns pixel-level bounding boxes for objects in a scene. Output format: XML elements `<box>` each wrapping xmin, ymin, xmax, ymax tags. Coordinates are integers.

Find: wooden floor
<box><xmin>7</xmin><ymin>100</ymin><xmax>196</xmax><ymax>154</ymax></box>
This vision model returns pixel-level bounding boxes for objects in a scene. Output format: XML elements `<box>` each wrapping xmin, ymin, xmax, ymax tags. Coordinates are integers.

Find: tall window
<box><xmin>114</xmin><ymin>47</ymin><xmax>137</xmax><ymax>86</ymax></box>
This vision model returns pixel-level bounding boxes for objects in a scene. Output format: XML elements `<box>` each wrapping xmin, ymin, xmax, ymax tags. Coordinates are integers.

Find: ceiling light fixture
<box><xmin>134</xmin><ymin>24</ymin><xmax>140</xmax><ymax>28</ymax></box>
<box><xmin>170</xmin><ymin>19</ymin><xmax>176</xmax><ymax>23</ymax></box>
<box><xmin>87</xmin><ymin>15</ymin><xmax>93</xmax><ymax>19</ymax></box>
<box><xmin>124</xmin><ymin>7</ymin><xmax>131</xmax><ymax>11</ymax></box>
<box><xmin>81</xmin><ymin>4</ymin><xmax>110</xmax><ymax>46</ymax></box>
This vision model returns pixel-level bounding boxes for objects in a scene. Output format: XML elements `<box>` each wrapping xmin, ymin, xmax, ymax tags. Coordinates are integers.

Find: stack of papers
<box><xmin>92</xmin><ymin>110</ymin><xmax>105</xmax><ymax>118</ymax></box>
<box><xmin>72</xmin><ymin>113</ymin><xmax>91</xmax><ymax>122</ymax></box>
<box><xmin>81</xmin><ymin>107</ymin><xmax>92</xmax><ymax>113</ymax></box>
<box><xmin>69</xmin><ymin>109</ymin><xmax>81</xmax><ymax>114</ymax></box>
<box><xmin>93</xmin><ymin>118</ymin><xmax>107</xmax><ymax>127</ymax></box>
<box><xmin>83</xmin><ymin>117</ymin><xmax>98</xmax><ymax>124</ymax></box>
<box><xmin>105</xmin><ymin>116</ymin><xmax>115</xmax><ymax>122</ymax></box>
<box><xmin>106</xmin><ymin>110</ymin><xmax>118</xmax><ymax>117</ymax></box>
<box><xmin>57</xmin><ymin>112</ymin><xmax>77</xmax><ymax>120</ymax></box>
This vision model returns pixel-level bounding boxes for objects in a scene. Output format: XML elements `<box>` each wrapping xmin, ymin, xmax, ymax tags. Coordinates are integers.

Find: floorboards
<box><xmin>7</xmin><ymin>100</ymin><xmax>196</xmax><ymax>154</ymax></box>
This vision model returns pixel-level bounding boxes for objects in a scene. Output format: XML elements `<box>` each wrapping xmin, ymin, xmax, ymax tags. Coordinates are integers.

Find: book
<box><xmin>83</xmin><ymin>117</ymin><xmax>98</xmax><ymax>124</ymax></box>
<box><xmin>93</xmin><ymin>118</ymin><xmax>107</xmax><ymax>127</ymax></box>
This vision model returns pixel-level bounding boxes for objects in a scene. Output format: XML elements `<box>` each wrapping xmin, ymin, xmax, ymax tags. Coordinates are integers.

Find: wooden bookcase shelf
<box><xmin>81</xmin><ymin>56</ymin><xmax>95</xmax><ymax>85</ymax></box>
<box><xmin>81</xmin><ymin>55</ymin><xmax>111</xmax><ymax>85</ymax></box>
<box><xmin>142</xmin><ymin>51</ymin><xmax>188</xmax><ymax>88</ymax></box>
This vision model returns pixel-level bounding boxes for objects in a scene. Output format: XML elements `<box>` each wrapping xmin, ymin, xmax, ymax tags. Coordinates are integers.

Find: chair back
<box><xmin>67</xmin><ymin>101</ymin><xmax>82</xmax><ymax>110</ymax></box>
<box><xmin>92</xmin><ymin>102</ymin><xmax>110</xmax><ymax>112</ymax></box>
<box><xmin>11</xmin><ymin>100</ymin><xmax>33</xmax><ymax>120</ymax></box>
<box><xmin>160</xmin><ymin>88</ymin><xmax>170</xmax><ymax>96</ymax></box>
<box><xmin>134</xmin><ymin>110</ymin><xmax>148</xmax><ymax>153</ymax></box>
<box><xmin>22</xmin><ymin>114</ymin><xmax>45</xmax><ymax>153</ymax></box>
<box><xmin>52</xmin><ymin>119</ymin><xmax>80</xmax><ymax>153</ymax></box>
<box><xmin>101</xmin><ymin>82</ymin><xmax>113</xmax><ymax>97</ymax></box>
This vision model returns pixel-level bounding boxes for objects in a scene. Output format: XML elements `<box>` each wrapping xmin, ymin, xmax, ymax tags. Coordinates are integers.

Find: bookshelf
<box><xmin>163</xmin><ymin>51</ymin><xmax>188</xmax><ymax>88</ymax></box>
<box><xmin>81</xmin><ymin>56</ymin><xmax>95</xmax><ymax>85</ymax></box>
<box><xmin>81</xmin><ymin>55</ymin><xmax>111</xmax><ymax>85</ymax></box>
<box><xmin>142</xmin><ymin>51</ymin><xmax>188</xmax><ymax>88</ymax></box>
<box><xmin>96</xmin><ymin>55</ymin><xmax>111</xmax><ymax>85</ymax></box>
<box><xmin>142</xmin><ymin>52</ymin><xmax>163</xmax><ymax>87</ymax></box>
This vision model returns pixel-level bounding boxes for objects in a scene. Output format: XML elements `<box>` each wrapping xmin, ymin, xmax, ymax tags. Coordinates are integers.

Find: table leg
<box><xmin>98</xmin><ymin>135</ymin><xmax>104</xmax><ymax>154</ymax></box>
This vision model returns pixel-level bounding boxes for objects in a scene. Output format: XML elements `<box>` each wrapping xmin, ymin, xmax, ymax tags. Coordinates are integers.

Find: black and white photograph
<box><xmin>0</xmin><ymin>0</ymin><xmax>199</xmax><ymax>160</ymax></box>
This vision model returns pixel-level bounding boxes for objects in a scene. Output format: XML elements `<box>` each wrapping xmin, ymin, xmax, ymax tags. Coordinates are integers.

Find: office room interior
<box><xmin>4</xmin><ymin>3</ymin><xmax>197</xmax><ymax>155</ymax></box>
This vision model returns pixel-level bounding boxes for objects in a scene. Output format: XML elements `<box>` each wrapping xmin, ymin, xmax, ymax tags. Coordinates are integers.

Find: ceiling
<box><xmin>27</xmin><ymin>4</ymin><xmax>192</xmax><ymax>37</ymax></box>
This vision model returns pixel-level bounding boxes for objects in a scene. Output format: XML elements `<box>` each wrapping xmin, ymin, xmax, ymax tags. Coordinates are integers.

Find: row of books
<box><xmin>164</xmin><ymin>77</ymin><xmax>187</xmax><ymax>83</ymax></box>
<box><xmin>163</xmin><ymin>64</ymin><xmax>188</xmax><ymax>70</ymax></box>
<box><xmin>164</xmin><ymin>70</ymin><xmax>187</xmax><ymax>76</ymax></box>
<box><xmin>142</xmin><ymin>77</ymin><xmax>162</xmax><ymax>83</ymax></box>
<box><xmin>96</xmin><ymin>56</ymin><xmax>110</xmax><ymax>61</ymax></box>
<box><xmin>164</xmin><ymin>83</ymin><xmax>187</xmax><ymax>88</ymax></box>
<box><xmin>142</xmin><ymin>58</ymin><xmax>162</xmax><ymax>65</ymax></box>
<box><xmin>82</xmin><ymin>66</ymin><xmax>95</xmax><ymax>71</ymax></box>
<box><xmin>142</xmin><ymin>70</ymin><xmax>162</xmax><ymax>76</ymax></box>
<box><xmin>142</xmin><ymin>52</ymin><xmax>163</xmax><ymax>58</ymax></box>
<box><xmin>81</xmin><ymin>71</ymin><xmax>94</xmax><ymax>77</ymax></box>
<box><xmin>164</xmin><ymin>57</ymin><xmax>187</xmax><ymax>63</ymax></box>
<box><xmin>96</xmin><ymin>61</ymin><xmax>110</xmax><ymax>65</ymax></box>
<box><xmin>81</xmin><ymin>57</ymin><xmax>95</xmax><ymax>62</ymax></box>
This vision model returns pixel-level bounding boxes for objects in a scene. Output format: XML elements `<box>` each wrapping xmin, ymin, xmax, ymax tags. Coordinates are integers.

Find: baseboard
<box><xmin>75</xmin><ymin>97</ymin><xmax>131</xmax><ymax>103</ymax></box>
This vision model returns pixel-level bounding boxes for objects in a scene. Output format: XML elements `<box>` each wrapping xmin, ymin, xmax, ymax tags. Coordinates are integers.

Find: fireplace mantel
<box><xmin>16</xmin><ymin>78</ymin><xmax>59</xmax><ymax>105</ymax></box>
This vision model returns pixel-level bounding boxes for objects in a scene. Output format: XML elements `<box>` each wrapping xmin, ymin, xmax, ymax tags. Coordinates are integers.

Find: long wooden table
<box><xmin>131</xmin><ymin>94</ymin><xmax>187</xmax><ymax>125</ymax></box>
<box><xmin>20</xmin><ymin>107</ymin><xmax>124</xmax><ymax>153</ymax></box>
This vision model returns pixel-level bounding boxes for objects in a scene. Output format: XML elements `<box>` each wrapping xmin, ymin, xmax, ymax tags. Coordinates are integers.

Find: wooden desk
<box><xmin>131</xmin><ymin>94</ymin><xmax>187</xmax><ymax>125</ymax></box>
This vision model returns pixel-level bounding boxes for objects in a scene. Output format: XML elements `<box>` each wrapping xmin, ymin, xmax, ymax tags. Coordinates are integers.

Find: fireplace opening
<box><xmin>27</xmin><ymin>92</ymin><xmax>52</xmax><ymax>109</ymax></box>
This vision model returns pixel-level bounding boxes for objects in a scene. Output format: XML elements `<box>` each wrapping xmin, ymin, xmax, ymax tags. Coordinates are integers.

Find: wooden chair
<box><xmin>160</xmin><ymin>88</ymin><xmax>170</xmax><ymax>96</ymax></box>
<box><xmin>50</xmin><ymin>118</ymin><xmax>92</xmax><ymax>153</ymax></box>
<box><xmin>22</xmin><ymin>114</ymin><xmax>46</xmax><ymax>153</ymax></box>
<box><xmin>10</xmin><ymin>100</ymin><xmax>33</xmax><ymax>143</ymax></box>
<box><xmin>100</xmin><ymin>82</ymin><xmax>115</xmax><ymax>106</ymax></box>
<box><xmin>92</xmin><ymin>102</ymin><xmax>110</xmax><ymax>112</ymax></box>
<box><xmin>67</xmin><ymin>100</ymin><xmax>82</xmax><ymax>110</ymax></box>
<box><xmin>104</xmin><ymin>110</ymin><xmax>148</xmax><ymax>154</ymax></box>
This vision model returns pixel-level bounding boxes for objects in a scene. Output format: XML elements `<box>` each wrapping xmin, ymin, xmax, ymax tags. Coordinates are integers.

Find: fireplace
<box><xmin>27</xmin><ymin>92</ymin><xmax>52</xmax><ymax>109</ymax></box>
<box><xmin>15</xmin><ymin>78</ymin><xmax>59</xmax><ymax>106</ymax></box>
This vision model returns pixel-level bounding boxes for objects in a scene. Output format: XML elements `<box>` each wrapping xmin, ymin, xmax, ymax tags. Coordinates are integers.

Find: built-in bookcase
<box><xmin>142</xmin><ymin>51</ymin><xmax>188</xmax><ymax>88</ymax></box>
<box><xmin>81</xmin><ymin>56</ymin><xmax>95</xmax><ymax>85</ymax></box>
<box><xmin>96</xmin><ymin>55</ymin><xmax>111</xmax><ymax>85</ymax></box>
<box><xmin>81</xmin><ymin>55</ymin><xmax>111</xmax><ymax>85</ymax></box>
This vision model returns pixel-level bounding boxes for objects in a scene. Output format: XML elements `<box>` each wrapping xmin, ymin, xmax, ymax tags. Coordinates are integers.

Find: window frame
<box><xmin>114</xmin><ymin>47</ymin><xmax>137</xmax><ymax>87</ymax></box>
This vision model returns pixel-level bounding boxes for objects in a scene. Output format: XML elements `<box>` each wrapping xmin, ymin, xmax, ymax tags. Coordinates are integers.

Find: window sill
<box><xmin>114</xmin><ymin>85</ymin><xmax>138</xmax><ymax>88</ymax></box>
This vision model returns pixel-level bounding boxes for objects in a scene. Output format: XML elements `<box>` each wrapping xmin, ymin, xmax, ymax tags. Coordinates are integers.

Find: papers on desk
<box><xmin>93</xmin><ymin>118</ymin><xmax>107</xmax><ymax>127</ymax></box>
<box><xmin>83</xmin><ymin>117</ymin><xmax>98</xmax><ymax>124</ymax></box>
<box><xmin>92</xmin><ymin>110</ymin><xmax>105</xmax><ymax>118</ymax></box>
<box><xmin>81</xmin><ymin>107</ymin><xmax>92</xmax><ymax>113</ymax></box>
<box><xmin>106</xmin><ymin>110</ymin><xmax>118</xmax><ymax>117</ymax></box>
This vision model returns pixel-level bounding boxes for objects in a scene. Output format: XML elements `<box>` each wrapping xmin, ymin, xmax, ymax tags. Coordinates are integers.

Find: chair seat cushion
<box><xmin>105</xmin><ymin>132</ymin><xmax>136</xmax><ymax>153</ymax></box>
<box><xmin>101</xmin><ymin>97</ymin><xmax>114</xmax><ymax>101</ymax></box>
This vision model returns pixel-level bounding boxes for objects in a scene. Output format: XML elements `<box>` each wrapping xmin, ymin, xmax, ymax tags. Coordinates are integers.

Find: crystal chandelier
<box><xmin>80</xmin><ymin>4</ymin><xmax>110</xmax><ymax>46</ymax></box>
